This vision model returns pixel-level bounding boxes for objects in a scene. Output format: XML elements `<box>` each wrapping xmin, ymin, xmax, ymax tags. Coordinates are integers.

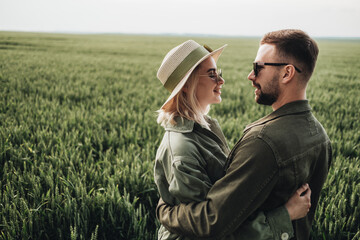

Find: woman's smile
<box><xmin>214</xmin><ymin>87</ymin><xmax>222</xmax><ymax>94</ymax></box>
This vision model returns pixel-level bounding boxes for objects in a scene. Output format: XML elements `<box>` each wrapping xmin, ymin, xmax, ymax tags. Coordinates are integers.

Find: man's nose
<box><xmin>248</xmin><ymin>70</ymin><xmax>255</xmax><ymax>80</ymax></box>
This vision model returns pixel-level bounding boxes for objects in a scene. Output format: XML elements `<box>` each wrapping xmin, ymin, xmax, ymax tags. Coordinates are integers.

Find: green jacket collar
<box><xmin>164</xmin><ymin>117</ymin><xmax>195</xmax><ymax>133</ymax></box>
<box><xmin>164</xmin><ymin>116</ymin><xmax>218</xmax><ymax>133</ymax></box>
<box><xmin>244</xmin><ymin>100</ymin><xmax>311</xmax><ymax>132</ymax></box>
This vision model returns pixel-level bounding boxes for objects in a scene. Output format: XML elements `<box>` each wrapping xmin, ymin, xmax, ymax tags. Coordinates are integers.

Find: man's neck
<box><xmin>272</xmin><ymin>93</ymin><xmax>307</xmax><ymax>111</ymax></box>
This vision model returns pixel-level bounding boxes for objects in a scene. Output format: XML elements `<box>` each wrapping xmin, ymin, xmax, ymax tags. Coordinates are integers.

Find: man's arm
<box><xmin>158</xmin><ymin>200</ymin><xmax>294</xmax><ymax>240</ymax></box>
<box><xmin>157</xmin><ymin>137</ymin><xmax>282</xmax><ymax>239</ymax></box>
<box><xmin>222</xmin><ymin>206</ymin><xmax>294</xmax><ymax>240</ymax></box>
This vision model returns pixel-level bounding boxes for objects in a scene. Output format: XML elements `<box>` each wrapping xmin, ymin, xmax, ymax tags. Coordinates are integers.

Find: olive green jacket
<box><xmin>154</xmin><ymin>116</ymin><xmax>294</xmax><ymax>240</ymax></box>
<box><xmin>157</xmin><ymin>100</ymin><xmax>332</xmax><ymax>240</ymax></box>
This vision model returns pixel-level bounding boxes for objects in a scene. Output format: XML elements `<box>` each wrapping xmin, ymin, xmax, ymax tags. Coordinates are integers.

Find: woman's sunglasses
<box><xmin>199</xmin><ymin>69</ymin><xmax>223</xmax><ymax>83</ymax></box>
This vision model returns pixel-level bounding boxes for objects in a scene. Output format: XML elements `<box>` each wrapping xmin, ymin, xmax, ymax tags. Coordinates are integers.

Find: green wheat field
<box><xmin>0</xmin><ymin>31</ymin><xmax>359</xmax><ymax>239</ymax></box>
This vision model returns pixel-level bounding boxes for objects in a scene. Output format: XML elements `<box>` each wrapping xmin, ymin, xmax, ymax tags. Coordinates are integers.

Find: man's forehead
<box><xmin>255</xmin><ymin>44</ymin><xmax>277</xmax><ymax>61</ymax></box>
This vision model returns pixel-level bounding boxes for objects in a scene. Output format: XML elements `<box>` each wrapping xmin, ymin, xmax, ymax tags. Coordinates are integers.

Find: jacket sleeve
<box><xmin>221</xmin><ymin>206</ymin><xmax>293</xmax><ymax>240</ymax></box>
<box><xmin>157</xmin><ymin>202</ymin><xmax>294</xmax><ymax>240</ymax></box>
<box><xmin>157</xmin><ymin>137</ymin><xmax>288</xmax><ymax>239</ymax></box>
<box><xmin>169</xmin><ymin>155</ymin><xmax>212</xmax><ymax>203</ymax></box>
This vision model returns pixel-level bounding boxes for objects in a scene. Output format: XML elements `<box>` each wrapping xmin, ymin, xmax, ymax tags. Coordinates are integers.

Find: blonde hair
<box><xmin>157</xmin><ymin>66</ymin><xmax>210</xmax><ymax>129</ymax></box>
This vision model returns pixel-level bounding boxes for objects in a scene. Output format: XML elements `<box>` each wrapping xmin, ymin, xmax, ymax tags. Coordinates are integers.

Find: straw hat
<box><xmin>157</xmin><ymin>40</ymin><xmax>227</xmax><ymax>109</ymax></box>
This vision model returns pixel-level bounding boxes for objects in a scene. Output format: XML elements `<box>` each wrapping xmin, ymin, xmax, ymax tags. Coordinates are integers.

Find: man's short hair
<box><xmin>261</xmin><ymin>29</ymin><xmax>319</xmax><ymax>80</ymax></box>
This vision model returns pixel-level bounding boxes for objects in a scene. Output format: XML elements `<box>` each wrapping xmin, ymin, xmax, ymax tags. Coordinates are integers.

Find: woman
<box><xmin>154</xmin><ymin>40</ymin><xmax>310</xmax><ymax>240</ymax></box>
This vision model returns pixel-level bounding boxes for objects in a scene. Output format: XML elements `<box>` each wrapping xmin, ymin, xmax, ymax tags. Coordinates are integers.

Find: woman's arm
<box><xmin>168</xmin><ymin>155</ymin><xmax>213</xmax><ymax>203</ymax></box>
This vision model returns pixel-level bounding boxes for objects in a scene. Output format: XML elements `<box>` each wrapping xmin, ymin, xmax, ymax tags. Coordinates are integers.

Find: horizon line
<box><xmin>1</xmin><ymin>30</ymin><xmax>360</xmax><ymax>40</ymax></box>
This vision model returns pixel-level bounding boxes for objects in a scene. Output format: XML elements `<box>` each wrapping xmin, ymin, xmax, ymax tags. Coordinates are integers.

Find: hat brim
<box><xmin>161</xmin><ymin>44</ymin><xmax>227</xmax><ymax>109</ymax></box>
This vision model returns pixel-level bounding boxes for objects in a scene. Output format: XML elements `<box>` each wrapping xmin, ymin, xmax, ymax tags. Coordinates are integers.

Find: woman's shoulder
<box><xmin>165</xmin><ymin>130</ymin><xmax>198</xmax><ymax>156</ymax></box>
<box><xmin>156</xmin><ymin>118</ymin><xmax>198</xmax><ymax>157</ymax></box>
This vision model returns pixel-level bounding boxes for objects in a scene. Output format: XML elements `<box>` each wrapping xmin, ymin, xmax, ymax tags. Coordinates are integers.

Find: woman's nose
<box><xmin>217</xmin><ymin>76</ymin><xmax>225</xmax><ymax>84</ymax></box>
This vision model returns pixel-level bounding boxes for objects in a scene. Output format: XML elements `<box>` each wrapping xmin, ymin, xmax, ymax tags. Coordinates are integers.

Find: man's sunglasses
<box><xmin>253</xmin><ymin>62</ymin><xmax>302</xmax><ymax>77</ymax></box>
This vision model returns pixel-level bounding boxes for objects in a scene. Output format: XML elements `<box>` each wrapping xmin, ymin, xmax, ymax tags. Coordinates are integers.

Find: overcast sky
<box><xmin>1</xmin><ymin>0</ymin><xmax>359</xmax><ymax>38</ymax></box>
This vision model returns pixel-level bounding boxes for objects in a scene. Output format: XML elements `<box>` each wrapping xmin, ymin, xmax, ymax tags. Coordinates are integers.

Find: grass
<box><xmin>0</xmin><ymin>31</ymin><xmax>359</xmax><ymax>239</ymax></box>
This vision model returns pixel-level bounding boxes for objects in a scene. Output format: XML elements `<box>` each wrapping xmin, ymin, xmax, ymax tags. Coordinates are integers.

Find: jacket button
<box><xmin>281</xmin><ymin>232</ymin><xmax>289</xmax><ymax>240</ymax></box>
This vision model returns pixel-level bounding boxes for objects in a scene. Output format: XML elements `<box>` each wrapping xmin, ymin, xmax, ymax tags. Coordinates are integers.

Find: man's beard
<box><xmin>255</xmin><ymin>76</ymin><xmax>280</xmax><ymax>106</ymax></box>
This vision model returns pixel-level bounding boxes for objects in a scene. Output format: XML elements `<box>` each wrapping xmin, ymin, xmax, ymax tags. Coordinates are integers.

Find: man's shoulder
<box><xmin>246</xmin><ymin>111</ymin><xmax>327</xmax><ymax>139</ymax></box>
<box><xmin>245</xmin><ymin>112</ymin><xmax>328</xmax><ymax>146</ymax></box>
<box><xmin>242</xmin><ymin>111</ymin><xmax>330</xmax><ymax>164</ymax></box>
<box><xmin>244</xmin><ymin>115</ymin><xmax>297</xmax><ymax>140</ymax></box>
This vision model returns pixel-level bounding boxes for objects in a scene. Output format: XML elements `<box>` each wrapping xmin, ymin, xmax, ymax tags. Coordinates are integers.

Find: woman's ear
<box><xmin>182</xmin><ymin>85</ymin><xmax>188</xmax><ymax>93</ymax></box>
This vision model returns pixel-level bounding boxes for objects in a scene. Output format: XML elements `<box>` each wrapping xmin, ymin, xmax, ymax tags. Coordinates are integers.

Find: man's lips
<box><xmin>252</xmin><ymin>82</ymin><xmax>261</xmax><ymax>95</ymax></box>
<box><xmin>252</xmin><ymin>82</ymin><xmax>261</xmax><ymax>89</ymax></box>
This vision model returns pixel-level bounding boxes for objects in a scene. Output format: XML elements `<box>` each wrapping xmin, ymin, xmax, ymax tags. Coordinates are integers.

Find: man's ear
<box><xmin>282</xmin><ymin>65</ymin><xmax>296</xmax><ymax>84</ymax></box>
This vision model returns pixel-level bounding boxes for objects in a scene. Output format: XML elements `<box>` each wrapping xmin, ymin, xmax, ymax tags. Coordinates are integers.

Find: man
<box><xmin>157</xmin><ymin>29</ymin><xmax>332</xmax><ymax>240</ymax></box>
